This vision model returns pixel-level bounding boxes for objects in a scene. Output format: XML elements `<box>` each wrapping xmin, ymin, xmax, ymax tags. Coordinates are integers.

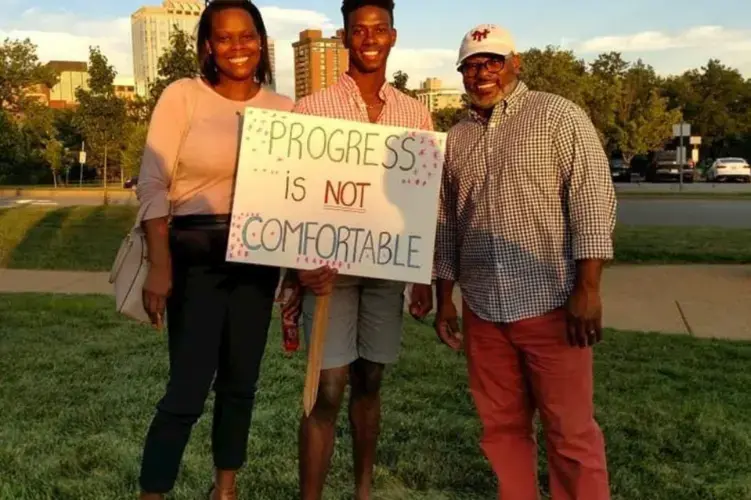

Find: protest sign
<box><xmin>226</xmin><ymin>107</ymin><xmax>446</xmax><ymax>285</ymax></box>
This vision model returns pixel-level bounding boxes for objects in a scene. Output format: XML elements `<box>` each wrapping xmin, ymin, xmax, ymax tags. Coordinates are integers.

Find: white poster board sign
<box><xmin>225</xmin><ymin>108</ymin><xmax>446</xmax><ymax>285</ymax></box>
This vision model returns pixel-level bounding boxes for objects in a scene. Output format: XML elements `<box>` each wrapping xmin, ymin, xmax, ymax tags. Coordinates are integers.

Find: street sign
<box><xmin>79</xmin><ymin>151</ymin><xmax>87</xmax><ymax>164</ymax></box>
<box><xmin>673</xmin><ymin>123</ymin><xmax>691</xmax><ymax>137</ymax></box>
<box><xmin>690</xmin><ymin>136</ymin><xmax>702</xmax><ymax>145</ymax></box>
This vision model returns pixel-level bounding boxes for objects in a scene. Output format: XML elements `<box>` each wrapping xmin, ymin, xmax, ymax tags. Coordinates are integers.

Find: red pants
<box><xmin>463</xmin><ymin>302</ymin><xmax>610</xmax><ymax>500</ymax></box>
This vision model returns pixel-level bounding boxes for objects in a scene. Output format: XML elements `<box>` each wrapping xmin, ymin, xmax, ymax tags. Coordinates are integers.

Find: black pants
<box><xmin>139</xmin><ymin>215</ymin><xmax>280</xmax><ymax>494</ymax></box>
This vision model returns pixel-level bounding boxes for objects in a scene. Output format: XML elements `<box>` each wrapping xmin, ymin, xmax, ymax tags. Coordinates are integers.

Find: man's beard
<box><xmin>468</xmin><ymin>92</ymin><xmax>504</xmax><ymax>110</ymax></box>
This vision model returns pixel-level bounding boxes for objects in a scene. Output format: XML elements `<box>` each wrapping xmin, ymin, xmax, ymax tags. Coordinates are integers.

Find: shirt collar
<box><xmin>468</xmin><ymin>80</ymin><xmax>529</xmax><ymax>124</ymax></box>
<box><xmin>338</xmin><ymin>72</ymin><xmax>395</xmax><ymax>105</ymax></box>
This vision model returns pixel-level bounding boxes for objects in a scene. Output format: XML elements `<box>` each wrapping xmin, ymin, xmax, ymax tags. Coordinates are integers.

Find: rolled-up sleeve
<box><xmin>136</xmin><ymin>80</ymin><xmax>190</xmax><ymax>221</ymax></box>
<box><xmin>555</xmin><ymin>104</ymin><xmax>617</xmax><ymax>260</ymax></box>
<box><xmin>434</xmin><ymin>141</ymin><xmax>459</xmax><ymax>280</ymax></box>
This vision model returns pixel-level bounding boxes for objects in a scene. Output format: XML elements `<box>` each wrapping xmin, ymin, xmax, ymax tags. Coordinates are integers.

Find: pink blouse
<box><xmin>136</xmin><ymin>77</ymin><xmax>295</xmax><ymax>220</ymax></box>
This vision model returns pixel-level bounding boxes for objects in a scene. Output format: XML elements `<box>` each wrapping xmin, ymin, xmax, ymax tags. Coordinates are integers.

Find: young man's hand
<box><xmin>409</xmin><ymin>283</ymin><xmax>433</xmax><ymax>320</ymax></box>
<box><xmin>434</xmin><ymin>298</ymin><xmax>463</xmax><ymax>351</ymax></box>
<box><xmin>298</xmin><ymin>266</ymin><xmax>338</xmax><ymax>296</ymax></box>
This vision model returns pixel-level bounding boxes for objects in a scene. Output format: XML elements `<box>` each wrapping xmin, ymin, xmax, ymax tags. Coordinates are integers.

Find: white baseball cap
<box><xmin>456</xmin><ymin>24</ymin><xmax>516</xmax><ymax>68</ymax></box>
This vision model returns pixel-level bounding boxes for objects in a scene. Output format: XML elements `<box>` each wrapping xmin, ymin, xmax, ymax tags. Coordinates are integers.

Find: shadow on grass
<box><xmin>0</xmin><ymin>205</ymin><xmax>136</xmax><ymax>271</ymax></box>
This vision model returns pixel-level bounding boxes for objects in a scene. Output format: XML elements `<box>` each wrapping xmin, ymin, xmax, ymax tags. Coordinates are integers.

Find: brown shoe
<box><xmin>209</xmin><ymin>469</ymin><xmax>237</xmax><ymax>500</ymax></box>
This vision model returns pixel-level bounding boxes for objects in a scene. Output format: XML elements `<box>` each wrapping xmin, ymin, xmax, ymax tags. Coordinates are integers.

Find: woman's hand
<box><xmin>142</xmin><ymin>263</ymin><xmax>172</xmax><ymax>330</ymax></box>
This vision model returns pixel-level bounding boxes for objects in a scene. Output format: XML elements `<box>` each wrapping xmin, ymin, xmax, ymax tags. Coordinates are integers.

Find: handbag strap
<box><xmin>133</xmin><ymin>79</ymin><xmax>199</xmax><ymax>229</ymax></box>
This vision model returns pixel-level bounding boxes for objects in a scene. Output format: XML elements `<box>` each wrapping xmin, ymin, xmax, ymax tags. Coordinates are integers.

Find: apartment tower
<box><xmin>131</xmin><ymin>0</ymin><xmax>203</xmax><ymax>96</ymax></box>
<box><xmin>292</xmin><ymin>29</ymin><xmax>348</xmax><ymax>100</ymax></box>
<box><xmin>46</xmin><ymin>61</ymin><xmax>90</xmax><ymax>108</ymax></box>
<box><xmin>415</xmin><ymin>77</ymin><xmax>464</xmax><ymax>112</ymax></box>
<box><xmin>267</xmin><ymin>37</ymin><xmax>276</xmax><ymax>91</ymax></box>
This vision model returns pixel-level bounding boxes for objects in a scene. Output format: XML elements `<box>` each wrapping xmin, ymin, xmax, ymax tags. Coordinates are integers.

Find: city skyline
<box><xmin>1</xmin><ymin>1</ymin><xmax>749</xmax><ymax>99</ymax></box>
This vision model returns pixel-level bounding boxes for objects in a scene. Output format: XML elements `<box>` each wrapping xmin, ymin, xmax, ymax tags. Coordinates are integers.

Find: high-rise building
<box><xmin>131</xmin><ymin>0</ymin><xmax>203</xmax><ymax>96</ymax></box>
<box><xmin>46</xmin><ymin>61</ymin><xmax>90</xmax><ymax>109</ymax></box>
<box><xmin>415</xmin><ymin>77</ymin><xmax>464</xmax><ymax>112</ymax></box>
<box><xmin>114</xmin><ymin>76</ymin><xmax>138</xmax><ymax>101</ymax></box>
<box><xmin>267</xmin><ymin>37</ymin><xmax>276</xmax><ymax>91</ymax></box>
<box><xmin>292</xmin><ymin>29</ymin><xmax>348</xmax><ymax>100</ymax></box>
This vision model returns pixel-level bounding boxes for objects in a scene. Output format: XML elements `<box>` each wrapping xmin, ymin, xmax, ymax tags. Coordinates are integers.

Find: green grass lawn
<box><xmin>1</xmin><ymin>294</ymin><xmax>750</xmax><ymax>500</ymax></box>
<box><xmin>2</xmin><ymin>206</ymin><xmax>751</xmax><ymax>271</ymax></box>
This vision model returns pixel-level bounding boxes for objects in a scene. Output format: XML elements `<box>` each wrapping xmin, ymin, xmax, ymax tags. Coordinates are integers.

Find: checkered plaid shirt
<box><xmin>293</xmin><ymin>72</ymin><xmax>433</xmax><ymax>130</ymax></box>
<box><xmin>435</xmin><ymin>81</ymin><xmax>617</xmax><ymax>324</ymax></box>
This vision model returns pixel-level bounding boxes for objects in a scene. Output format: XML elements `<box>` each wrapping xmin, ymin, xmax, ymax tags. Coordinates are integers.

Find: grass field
<box><xmin>1</xmin><ymin>294</ymin><xmax>750</xmax><ymax>500</ymax></box>
<box><xmin>2</xmin><ymin>206</ymin><xmax>751</xmax><ymax>271</ymax></box>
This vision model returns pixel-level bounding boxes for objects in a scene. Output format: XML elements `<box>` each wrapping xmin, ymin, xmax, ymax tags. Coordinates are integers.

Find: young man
<box><xmin>281</xmin><ymin>1</ymin><xmax>433</xmax><ymax>499</ymax></box>
<box><xmin>434</xmin><ymin>24</ymin><xmax>616</xmax><ymax>499</ymax></box>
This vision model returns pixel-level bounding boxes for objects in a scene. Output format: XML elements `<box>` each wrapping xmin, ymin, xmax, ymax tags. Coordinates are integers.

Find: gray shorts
<box><xmin>302</xmin><ymin>276</ymin><xmax>406</xmax><ymax>370</ymax></box>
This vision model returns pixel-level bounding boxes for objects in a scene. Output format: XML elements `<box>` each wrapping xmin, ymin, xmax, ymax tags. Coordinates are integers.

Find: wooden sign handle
<box><xmin>303</xmin><ymin>294</ymin><xmax>331</xmax><ymax>416</ymax></box>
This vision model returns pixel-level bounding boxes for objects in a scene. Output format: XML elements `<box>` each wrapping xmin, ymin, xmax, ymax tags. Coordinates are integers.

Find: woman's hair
<box><xmin>197</xmin><ymin>0</ymin><xmax>273</xmax><ymax>86</ymax></box>
<box><xmin>341</xmin><ymin>0</ymin><xmax>395</xmax><ymax>31</ymax></box>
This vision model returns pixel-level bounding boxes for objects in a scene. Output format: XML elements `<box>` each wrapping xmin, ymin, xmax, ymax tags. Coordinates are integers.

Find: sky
<box><xmin>1</xmin><ymin>0</ymin><xmax>750</xmax><ymax>98</ymax></box>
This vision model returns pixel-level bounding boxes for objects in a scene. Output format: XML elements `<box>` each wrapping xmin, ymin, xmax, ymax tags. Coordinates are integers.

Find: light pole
<box><xmin>673</xmin><ymin>122</ymin><xmax>691</xmax><ymax>192</ymax></box>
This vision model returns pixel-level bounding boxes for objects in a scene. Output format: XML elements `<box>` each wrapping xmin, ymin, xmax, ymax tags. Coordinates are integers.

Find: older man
<box><xmin>433</xmin><ymin>24</ymin><xmax>616</xmax><ymax>499</ymax></box>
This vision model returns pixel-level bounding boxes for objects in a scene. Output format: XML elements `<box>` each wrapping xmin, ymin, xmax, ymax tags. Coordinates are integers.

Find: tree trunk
<box><xmin>103</xmin><ymin>144</ymin><xmax>109</xmax><ymax>205</ymax></box>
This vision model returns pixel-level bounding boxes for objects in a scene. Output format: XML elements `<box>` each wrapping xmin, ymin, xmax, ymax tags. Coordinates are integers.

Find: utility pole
<box><xmin>79</xmin><ymin>141</ymin><xmax>86</xmax><ymax>187</ymax></box>
<box><xmin>673</xmin><ymin>122</ymin><xmax>691</xmax><ymax>192</ymax></box>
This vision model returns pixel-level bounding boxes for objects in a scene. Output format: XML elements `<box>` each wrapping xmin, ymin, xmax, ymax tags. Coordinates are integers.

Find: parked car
<box><xmin>706</xmin><ymin>158</ymin><xmax>751</xmax><ymax>183</ymax></box>
<box><xmin>609</xmin><ymin>158</ymin><xmax>631</xmax><ymax>182</ymax></box>
<box><xmin>645</xmin><ymin>150</ymin><xmax>695</xmax><ymax>183</ymax></box>
<box><xmin>124</xmin><ymin>176</ymin><xmax>138</xmax><ymax>189</ymax></box>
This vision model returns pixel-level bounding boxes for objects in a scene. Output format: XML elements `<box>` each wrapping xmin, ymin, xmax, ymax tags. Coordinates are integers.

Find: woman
<box><xmin>135</xmin><ymin>1</ymin><xmax>293</xmax><ymax>498</ymax></box>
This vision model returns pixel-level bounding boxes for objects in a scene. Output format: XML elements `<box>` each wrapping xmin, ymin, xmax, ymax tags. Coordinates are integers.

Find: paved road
<box><xmin>618</xmin><ymin>199</ymin><xmax>751</xmax><ymax>228</ymax></box>
<box><xmin>615</xmin><ymin>181</ymin><xmax>751</xmax><ymax>194</ymax></box>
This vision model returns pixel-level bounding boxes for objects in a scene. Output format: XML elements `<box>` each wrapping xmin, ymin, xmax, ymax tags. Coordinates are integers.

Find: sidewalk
<box><xmin>1</xmin><ymin>265</ymin><xmax>750</xmax><ymax>341</ymax></box>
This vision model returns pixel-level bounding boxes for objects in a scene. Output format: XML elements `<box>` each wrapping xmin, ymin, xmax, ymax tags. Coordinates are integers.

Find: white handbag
<box><xmin>109</xmin><ymin>85</ymin><xmax>197</xmax><ymax>324</ymax></box>
<box><xmin>110</xmin><ymin>201</ymin><xmax>153</xmax><ymax>323</ymax></box>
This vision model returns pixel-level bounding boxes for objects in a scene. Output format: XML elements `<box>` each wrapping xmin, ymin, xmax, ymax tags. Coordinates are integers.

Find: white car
<box><xmin>707</xmin><ymin>158</ymin><xmax>751</xmax><ymax>183</ymax></box>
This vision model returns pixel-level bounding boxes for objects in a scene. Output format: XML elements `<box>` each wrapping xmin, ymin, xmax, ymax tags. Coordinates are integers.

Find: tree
<box><xmin>390</xmin><ymin>70</ymin><xmax>417</xmax><ymax>97</ymax></box>
<box><xmin>120</xmin><ymin>122</ymin><xmax>148</xmax><ymax>181</ymax></box>
<box><xmin>584</xmin><ymin>52</ymin><xmax>626</xmax><ymax>152</ymax></box>
<box><xmin>42</xmin><ymin>138</ymin><xmax>64</xmax><ymax>187</ymax></box>
<box><xmin>0</xmin><ymin>110</ymin><xmax>23</xmax><ymax>183</ymax></box>
<box><xmin>663</xmin><ymin>60</ymin><xmax>751</xmax><ymax>159</ymax></box>
<box><xmin>520</xmin><ymin>46</ymin><xmax>590</xmax><ymax>109</ymax></box>
<box><xmin>432</xmin><ymin>107</ymin><xmax>467</xmax><ymax>132</ymax></box>
<box><xmin>74</xmin><ymin>46</ymin><xmax>127</xmax><ymax>188</ymax></box>
<box><xmin>0</xmin><ymin>38</ymin><xmax>57</xmax><ymax>114</ymax></box>
<box><xmin>616</xmin><ymin>87</ymin><xmax>682</xmax><ymax>166</ymax></box>
<box><xmin>611</xmin><ymin>61</ymin><xmax>682</xmax><ymax>165</ymax></box>
<box><xmin>149</xmin><ymin>26</ymin><xmax>199</xmax><ymax>105</ymax></box>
